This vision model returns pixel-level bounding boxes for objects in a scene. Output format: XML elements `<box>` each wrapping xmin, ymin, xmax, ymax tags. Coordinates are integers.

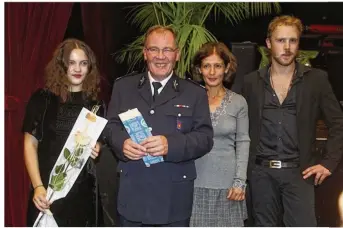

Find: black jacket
<box><xmin>242</xmin><ymin>63</ymin><xmax>343</xmax><ymax>179</ymax></box>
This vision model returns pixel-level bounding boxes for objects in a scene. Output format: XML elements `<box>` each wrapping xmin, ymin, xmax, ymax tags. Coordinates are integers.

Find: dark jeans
<box><xmin>250</xmin><ymin>165</ymin><xmax>316</xmax><ymax>226</ymax></box>
<box><xmin>119</xmin><ymin>215</ymin><xmax>190</xmax><ymax>227</ymax></box>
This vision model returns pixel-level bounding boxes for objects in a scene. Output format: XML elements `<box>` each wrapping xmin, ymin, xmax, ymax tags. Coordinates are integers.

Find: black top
<box><xmin>242</xmin><ymin>63</ymin><xmax>343</xmax><ymax>180</ymax></box>
<box><xmin>256</xmin><ymin>68</ymin><xmax>301</xmax><ymax>161</ymax></box>
<box><xmin>22</xmin><ymin>89</ymin><xmax>104</xmax><ymax>226</ymax></box>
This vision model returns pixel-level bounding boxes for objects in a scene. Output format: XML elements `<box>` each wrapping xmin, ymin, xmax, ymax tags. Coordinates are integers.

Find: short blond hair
<box><xmin>144</xmin><ymin>25</ymin><xmax>178</xmax><ymax>47</ymax></box>
<box><xmin>267</xmin><ymin>15</ymin><xmax>303</xmax><ymax>38</ymax></box>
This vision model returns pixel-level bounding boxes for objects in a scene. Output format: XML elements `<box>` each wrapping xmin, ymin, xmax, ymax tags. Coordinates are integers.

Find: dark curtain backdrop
<box><xmin>5</xmin><ymin>3</ymin><xmax>73</xmax><ymax>226</ymax></box>
<box><xmin>80</xmin><ymin>3</ymin><xmax>118</xmax><ymax>104</ymax></box>
<box><xmin>80</xmin><ymin>3</ymin><xmax>121</xmax><ymax>225</ymax></box>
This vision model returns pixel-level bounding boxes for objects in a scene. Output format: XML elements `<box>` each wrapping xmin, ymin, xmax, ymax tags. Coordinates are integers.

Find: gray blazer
<box><xmin>194</xmin><ymin>89</ymin><xmax>250</xmax><ymax>189</ymax></box>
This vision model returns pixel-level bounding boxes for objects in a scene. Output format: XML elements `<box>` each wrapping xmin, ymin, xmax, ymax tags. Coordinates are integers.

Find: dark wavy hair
<box><xmin>192</xmin><ymin>42</ymin><xmax>237</xmax><ymax>83</ymax></box>
<box><xmin>45</xmin><ymin>38</ymin><xmax>100</xmax><ymax>102</ymax></box>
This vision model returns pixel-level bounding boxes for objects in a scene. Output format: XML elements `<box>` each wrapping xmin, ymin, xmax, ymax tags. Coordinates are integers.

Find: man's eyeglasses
<box><xmin>145</xmin><ymin>47</ymin><xmax>178</xmax><ymax>56</ymax></box>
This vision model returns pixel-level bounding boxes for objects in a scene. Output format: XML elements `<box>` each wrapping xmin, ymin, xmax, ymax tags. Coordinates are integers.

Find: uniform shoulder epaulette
<box><xmin>186</xmin><ymin>78</ymin><xmax>206</xmax><ymax>89</ymax></box>
<box><xmin>115</xmin><ymin>71</ymin><xmax>139</xmax><ymax>82</ymax></box>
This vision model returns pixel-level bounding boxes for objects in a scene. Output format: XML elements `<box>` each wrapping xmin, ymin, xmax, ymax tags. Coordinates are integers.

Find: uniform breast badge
<box><xmin>177</xmin><ymin>119</ymin><xmax>182</xmax><ymax>130</ymax></box>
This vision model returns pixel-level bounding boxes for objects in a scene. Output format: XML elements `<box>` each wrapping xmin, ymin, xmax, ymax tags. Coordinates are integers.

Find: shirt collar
<box><xmin>264</xmin><ymin>64</ymin><xmax>300</xmax><ymax>85</ymax></box>
<box><xmin>148</xmin><ymin>71</ymin><xmax>173</xmax><ymax>94</ymax></box>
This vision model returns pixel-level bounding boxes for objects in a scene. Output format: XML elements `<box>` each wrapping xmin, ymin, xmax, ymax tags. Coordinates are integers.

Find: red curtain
<box><xmin>80</xmin><ymin>3</ymin><xmax>118</xmax><ymax>104</ymax></box>
<box><xmin>5</xmin><ymin>3</ymin><xmax>73</xmax><ymax>226</ymax></box>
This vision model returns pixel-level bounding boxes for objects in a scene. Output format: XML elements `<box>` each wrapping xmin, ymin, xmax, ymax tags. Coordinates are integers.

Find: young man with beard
<box><xmin>242</xmin><ymin>15</ymin><xmax>343</xmax><ymax>226</ymax></box>
<box><xmin>105</xmin><ymin>25</ymin><xmax>213</xmax><ymax>226</ymax></box>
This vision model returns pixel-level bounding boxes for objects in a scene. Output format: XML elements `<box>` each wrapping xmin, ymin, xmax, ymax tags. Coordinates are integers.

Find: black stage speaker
<box><xmin>230</xmin><ymin>42</ymin><xmax>261</xmax><ymax>94</ymax></box>
<box><xmin>230</xmin><ymin>42</ymin><xmax>260</xmax><ymax>226</ymax></box>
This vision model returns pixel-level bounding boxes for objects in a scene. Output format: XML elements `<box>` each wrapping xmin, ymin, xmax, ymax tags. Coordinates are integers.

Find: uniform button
<box><xmin>150</xmin><ymin>110</ymin><xmax>155</xmax><ymax>115</ymax></box>
<box><xmin>178</xmin><ymin>113</ymin><xmax>182</xmax><ymax>117</ymax></box>
<box><xmin>120</xmin><ymin>169</ymin><xmax>123</xmax><ymax>173</ymax></box>
<box><xmin>183</xmin><ymin>175</ymin><xmax>187</xmax><ymax>179</ymax></box>
<box><xmin>148</xmin><ymin>127</ymin><xmax>152</xmax><ymax>131</ymax></box>
<box><xmin>273</xmin><ymin>94</ymin><xmax>276</xmax><ymax>97</ymax></box>
<box><xmin>278</xmin><ymin>137</ymin><xmax>282</xmax><ymax>141</ymax></box>
<box><xmin>278</xmin><ymin>121</ymin><xmax>282</xmax><ymax>124</ymax></box>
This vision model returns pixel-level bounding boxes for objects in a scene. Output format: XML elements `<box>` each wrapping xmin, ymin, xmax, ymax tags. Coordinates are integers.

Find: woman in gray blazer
<box><xmin>190</xmin><ymin>42</ymin><xmax>250</xmax><ymax>227</ymax></box>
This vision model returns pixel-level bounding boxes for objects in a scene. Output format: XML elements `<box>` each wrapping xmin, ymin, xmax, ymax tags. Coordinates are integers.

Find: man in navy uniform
<box><xmin>106</xmin><ymin>25</ymin><xmax>214</xmax><ymax>226</ymax></box>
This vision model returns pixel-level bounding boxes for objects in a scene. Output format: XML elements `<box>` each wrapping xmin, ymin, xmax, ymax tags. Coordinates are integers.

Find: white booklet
<box><xmin>33</xmin><ymin>107</ymin><xmax>108</xmax><ymax>227</ymax></box>
<box><xmin>119</xmin><ymin>108</ymin><xmax>164</xmax><ymax>167</ymax></box>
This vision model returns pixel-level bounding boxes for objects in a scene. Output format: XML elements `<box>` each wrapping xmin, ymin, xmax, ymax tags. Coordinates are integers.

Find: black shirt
<box><xmin>22</xmin><ymin>90</ymin><xmax>103</xmax><ymax>226</ymax></box>
<box><xmin>256</xmin><ymin>68</ymin><xmax>301</xmax><ymax>161</ymax></box>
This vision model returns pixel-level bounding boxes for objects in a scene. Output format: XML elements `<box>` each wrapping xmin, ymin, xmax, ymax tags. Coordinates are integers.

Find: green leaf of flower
<box><xmin>63</xmin><ymin>148</ymin><xmax>71</xmax><ymax>160</ymax></box>
<box><xmin>74</xmin><ymin>147</ymin><xmax>83</xmax><ymax>157</ymax></box>
<box><xmin>50</xmin><ymin>172</ymin><xmax>66</xmax><ymax>191</ymax></box>
<box><xmin>70</xmin><ymin>157</ymin><xmax>80</xmax><ymax>168</ymax></box>
<box><xmin>55</xmin><ymin>164</ymin><xmax>65</xmax><ymax>174</ymax></box>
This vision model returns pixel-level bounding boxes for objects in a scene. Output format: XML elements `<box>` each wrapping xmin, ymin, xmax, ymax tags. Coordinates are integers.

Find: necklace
<box><xmin>270</xmin><ymin>67</ymin><xmax>297</xmax><ymax>93</ymax></box>
<box><xmin>208</xmin><ymin>87</ymin><xmax>224</xmax><ymax>99</ymax></box>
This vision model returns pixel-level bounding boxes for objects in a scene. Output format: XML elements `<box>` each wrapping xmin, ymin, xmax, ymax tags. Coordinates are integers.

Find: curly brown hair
<box><xmin>191</xmin><ymin>42</ymin><xmax>237</xmax><ymax>83</ymax></box>
<box><xmin>45</xmin><ymin>38</ymin><xmax>100</xmax><ymax>102</ymax></box>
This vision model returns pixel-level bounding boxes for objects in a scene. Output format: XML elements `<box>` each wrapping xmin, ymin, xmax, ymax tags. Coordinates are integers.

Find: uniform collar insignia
<box><xmin>138</xmin><ymin>74</ymin><xmax>146</xmax><ymax>88</ymax></box>
<box><xmin>173</xmin><ymin>78</ymin><xmax>179</xmax><ymax>92</ymax></box>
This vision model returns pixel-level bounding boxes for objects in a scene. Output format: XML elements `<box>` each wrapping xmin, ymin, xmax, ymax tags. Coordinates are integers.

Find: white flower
<box><xmin>74</xmin><ymin>131</ymin><xmax>91</xmax><ymax>146</ymax></box>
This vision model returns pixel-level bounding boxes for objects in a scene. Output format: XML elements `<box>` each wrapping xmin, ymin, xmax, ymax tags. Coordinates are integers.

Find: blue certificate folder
<box><xmin>118</xmin><ymin>108</ymin><xmax>164</xmax><ymax>167</ymax></box>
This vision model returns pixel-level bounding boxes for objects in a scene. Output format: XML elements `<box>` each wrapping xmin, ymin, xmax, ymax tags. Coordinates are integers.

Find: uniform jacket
<box><xmin>105</xmin><ymin>72</ymin><xmax>214</xmax><ymax>224</ymax></box>
<box><xmin>242</xmin><ymin>63</ymin><xmax>343</xmax><ymax>179</ymax></box>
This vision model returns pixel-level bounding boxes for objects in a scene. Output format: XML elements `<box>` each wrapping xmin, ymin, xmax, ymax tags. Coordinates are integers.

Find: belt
<box><xmin>255</xmin><ymin>158</ymin><xmax>300</xmax><ymax>169</ymax></box>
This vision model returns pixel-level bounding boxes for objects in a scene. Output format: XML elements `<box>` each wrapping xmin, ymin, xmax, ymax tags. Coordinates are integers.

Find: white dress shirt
<box><xmin>148</xmin><ymin>71</ymin><xmax>173</xmax><ymax>96</ymax></box>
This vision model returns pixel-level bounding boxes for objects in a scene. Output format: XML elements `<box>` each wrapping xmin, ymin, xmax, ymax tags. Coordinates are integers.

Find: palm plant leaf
<box><xmin>245</xmin><ymin>2</ymin><xmax>282</xmax><ymax>17</ymax></box>
<box><xmin>258</xmin><ymin>46</ymin><xmax>270</xmax><ymax>69</ymax></box>
<box><xmin>128</xmin><ymin>4</ymin><xmax>156</xmax><ymax>31</ymax></box>
<box><xmin>175</xmin><ymin>24</ymin><xmax>217</xmax><ymax>76</ymax></box>
<box><xmin>114</xmin><ymin>35</ymin><xmax>145</xmax><ymax>73</ymax></box>
<box><xmin>213</xmin><ymin>2</ymin><xmax>281</xmax><ymax>23</ymax></box>
<box><xmin>115</xmin><ymin>2</ymin><xmax>281</xmax><ymax>77</ymax></box>
<box><xmin>153</xmin><ymin>3</ymin><xmax>175</xmax><ymax>25</ymax></box>
<box><xmin>297</xmin><ymin>50</ymin><xmax>319</xmax><ymax>67</ymax></box>
<box><xmin>213</xmin><ymin>3</ymin><xmax>246</xmax><ymax>24</ymax></box>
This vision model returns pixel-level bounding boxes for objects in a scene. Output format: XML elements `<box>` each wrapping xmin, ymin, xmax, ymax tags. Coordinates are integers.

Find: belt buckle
<box><xmin>269</xmin><ymin>160</ymin><xmax>282</xmax><ymax>169</ymax></box>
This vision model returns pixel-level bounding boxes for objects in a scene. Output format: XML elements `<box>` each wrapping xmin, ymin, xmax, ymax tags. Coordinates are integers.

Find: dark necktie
<box><xmin>152</xmin><ymin>82</ymin><xmax>162</xmax><ymax>102</ymax></box>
